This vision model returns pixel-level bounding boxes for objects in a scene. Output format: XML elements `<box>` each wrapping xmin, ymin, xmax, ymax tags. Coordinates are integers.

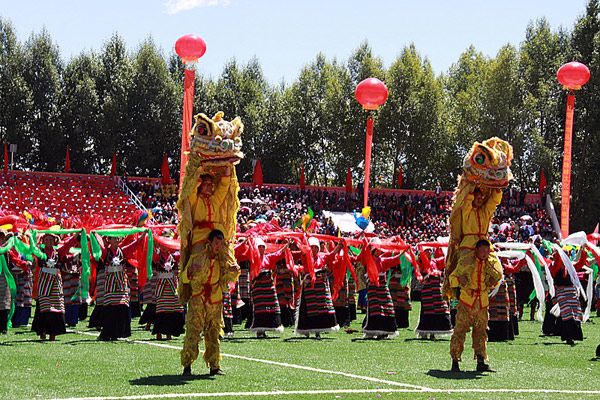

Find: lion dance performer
<box><xmin>442</xmin><ymin>138</ymin><xmax>513</xmax><ymax>372</ymax></box>
<box><xmin>177</xmin><ymin>112</ymin><xmax>243</xmax><ymax>376</ymax></box>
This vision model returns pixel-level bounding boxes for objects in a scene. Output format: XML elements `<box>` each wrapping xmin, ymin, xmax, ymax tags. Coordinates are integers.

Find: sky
<box><xmin>0</xmin><ymin>0</ymin><xmax>591</xmax><ymax>84</ymax></box>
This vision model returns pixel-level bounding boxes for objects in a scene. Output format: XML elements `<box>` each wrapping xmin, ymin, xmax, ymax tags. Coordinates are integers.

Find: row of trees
<box><xmin>1</xmin><ymin>1</ymin><xmax>600</xmax><ymax>231</ymax></box>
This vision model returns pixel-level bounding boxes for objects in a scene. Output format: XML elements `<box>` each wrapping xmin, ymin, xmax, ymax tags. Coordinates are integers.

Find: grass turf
<box><xmin>1</xmin><ymin>303</ymin><xmax>599</xmax><ymax>400</ymax></box>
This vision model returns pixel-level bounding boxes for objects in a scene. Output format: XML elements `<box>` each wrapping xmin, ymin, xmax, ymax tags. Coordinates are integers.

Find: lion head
<box><xmin>189</xmin><ymin>111</ymin><xmax>244</xmax><ymax>165</ymax></box>
<box><xmin>462</xmin><ymin>137</ymin><xmax>513</xmax><ymax>188</ymax></box>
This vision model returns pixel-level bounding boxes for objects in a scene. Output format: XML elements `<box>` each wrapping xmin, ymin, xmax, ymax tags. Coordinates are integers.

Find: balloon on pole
<box><xmin>355</xmin><ymin>78</ymin><xmax>388</xmax><ymax>208</ymax></box>
<box><xmin>556</xmin><ymin>61</ymin><xmax>590</xmax><ymax>239</ymax></box>
<box><xmin>175</xmin><ymin>34</ymin><xmax>207</xmax><ymax>191</ymax></box>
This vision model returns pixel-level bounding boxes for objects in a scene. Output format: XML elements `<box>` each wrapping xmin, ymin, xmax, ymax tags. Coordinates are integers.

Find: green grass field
<box><xmin>1</xmin><ymin>304</ymin><xmax>599</xmax><ymax>400</ymax></box>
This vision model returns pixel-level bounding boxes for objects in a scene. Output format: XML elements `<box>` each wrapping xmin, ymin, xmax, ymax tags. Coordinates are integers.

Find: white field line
<box><xmin>68</xmin><ymin>330</ymin><xmax>430</xmax><ymax>390</ymax></box>
<box><xmin>62</xmin><ymin>331</ymin><xmax>600</xmax><ymax>399</ymax></box>
<box><xmin>50</xmin><ymin>387</ymin><xmax>600</xmax><ymax>400</ymax></box>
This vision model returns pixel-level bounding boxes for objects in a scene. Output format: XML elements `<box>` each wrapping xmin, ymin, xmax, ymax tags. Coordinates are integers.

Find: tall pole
<box><xmin>363</xmin><ymin>114</ymin><xmax>374</xmax><ymax>208</ymax></box>
<box><xmin>560</xmin><ymin>93</ymin><xmax>575</xmax><ymax>239</ymax></box>
<box><xmin>179</xmin><ymin>67</ymin><xmax>195</xmax><ymax>190</ymax></box>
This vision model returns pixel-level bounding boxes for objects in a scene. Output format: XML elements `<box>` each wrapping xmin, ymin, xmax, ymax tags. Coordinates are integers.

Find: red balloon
<box><xmin>355</xmin><ymin>78</ymin><xmax>388</xmax><ymax>110</ymax></box>
<box><xmin>557</xmin><ymin>62</ymin><xmax>590</xmax><ymax>88</ymax></box>
<box><xmin>175</xmin><ymin>34</ymin><xmax>207</xmax><ymax>63</ymax></box>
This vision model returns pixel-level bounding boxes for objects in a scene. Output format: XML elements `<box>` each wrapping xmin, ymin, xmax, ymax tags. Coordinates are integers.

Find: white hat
<box><xmin>369</xmin><ymin>237</ymin><xmax>382</xmax><ymax>245</ymax></box>
<box><xmin>255</xmin><ymin>238</ymin><xmax>266</xmax><ymax>248</ymax></box>
<box><xmin>308</xmin><ymin>237</ymin><xmax>320</xmax><ymax>248</ymax></box>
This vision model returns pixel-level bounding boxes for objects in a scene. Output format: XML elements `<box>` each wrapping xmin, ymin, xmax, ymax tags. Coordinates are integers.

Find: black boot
<box><xmin>476</xmin><ymin>355</ymin><xmax>496</xmax><ymax>372</ymax></box>
<box><xmin>182</xmin><ymin>366</ymin><xmax>192</xmax><ymax>376</ymax></box>
<box><xmin>451</xmin><ymin>360</ymin><xmax>460</xmax><ymax>372</ymax></box>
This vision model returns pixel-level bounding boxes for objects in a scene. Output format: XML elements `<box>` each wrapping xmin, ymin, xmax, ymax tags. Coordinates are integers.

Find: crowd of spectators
<box><xmin>126</xmin><ymin>179</ymin><xmax>178</xmax><ymax>224</ymax></box>
<box><xmin>131</xmin><ymin>179</ymin><xmax>556</xmax><ymax>244</ymax></box>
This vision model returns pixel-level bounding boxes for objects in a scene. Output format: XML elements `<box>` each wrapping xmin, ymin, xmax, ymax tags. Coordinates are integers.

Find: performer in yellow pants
<box><xmin>180</xmin><ymin>230</ymin><xmax>240</xmax><ymax>376</ymax></box>
<box><xmin>449</xmin><ymin>239</ymin><xmax>502</xmax><ymax>372</ymax></box>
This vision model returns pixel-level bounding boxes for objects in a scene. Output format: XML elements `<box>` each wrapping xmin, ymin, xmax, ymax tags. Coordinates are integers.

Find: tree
<box><xmin>22</xmin><ymin>28</ymin><xmax>63</xmax><ymax>170</ymax></box>
<box><xmin>126</xmin><ymin>36</ymin><xmax>180</xmax><ymax>176</ymax></box>
<box><xmin>0</xmin><ymin>17</ymin><xmax>32</xmax><ymax>169</ymax></box>
<box><xmin>379</xmin><ymin>44</ymin><xmax>447</xmax><ymax>189</ymax></box>
<box><xmin>57</xmin><ymin>52</ymin><xmax>101</xmax><ymax>173</ymax></box>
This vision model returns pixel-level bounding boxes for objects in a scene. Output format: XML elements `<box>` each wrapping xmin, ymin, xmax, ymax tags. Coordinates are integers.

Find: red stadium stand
<box><xmin>0</xmin><ymin>171</ymin><xmax>140</xmax><ymax>221</ymax></box>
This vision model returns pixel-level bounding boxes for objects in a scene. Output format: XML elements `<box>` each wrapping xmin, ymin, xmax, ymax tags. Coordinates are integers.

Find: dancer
<box><xmin>180</xmin><ymin>229</ymin><xmax>240</xmax><ymax>376</ymax></box>
<box><xmin>295</xmin><ymin>237</ymin><xmax>342</xmax><ymax>338</ymax></box>
<box><xmin>449</xmin><ymin>239</ymin><xmax>502</xmax><ymax>372</ymax></box>
<box><xmin>415</xmin><ymin>246</ymin><xmax>453</xmax><ymax>340</ymax></box>
<box><xmin>32</xmin><ymin>232</ymin><xmax>79</xmax><ymax>340</ymax></box>
<box><xmin>360</xmin><ymin>238</ymin><xmax>402</xmax><ymax>339</ymax></box>
<box><xmin>248</xmin><ymin>238</ymin><xmax>289</xmax><ymax>338</ymax></box>
<box><xmin>152</xmin><ymin>246</ymin><xmax>184</xmax><ymax>340</ymax></box>
<box><xmin>94</xmin><ymin>232</ymin><xmax>145</xmax><ymax>341</ymax></box>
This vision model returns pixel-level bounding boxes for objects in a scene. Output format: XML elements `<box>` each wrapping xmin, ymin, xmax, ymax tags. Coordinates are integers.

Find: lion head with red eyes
<box><xmin>462</xmin><ymin>137</ymin><xmax>513</xmax><ymax>188</ymax></box>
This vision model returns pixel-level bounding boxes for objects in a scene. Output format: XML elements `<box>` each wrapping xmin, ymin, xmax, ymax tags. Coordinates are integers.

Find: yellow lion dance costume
<box><xmin>442</xmin><ymin>137</ymin><xmax>513</xmax><ymax>301</ymax></box>
<box><xmin>176</xmin><ymin>111</ymin><xmax>243</xmax><ymax>303</ymax></box>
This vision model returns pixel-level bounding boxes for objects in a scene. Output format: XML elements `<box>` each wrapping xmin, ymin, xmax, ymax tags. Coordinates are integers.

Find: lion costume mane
<box><xmin>442</xmin><ymin>137</ymin><xmax>513</xmax><ymax>300</ymax></box>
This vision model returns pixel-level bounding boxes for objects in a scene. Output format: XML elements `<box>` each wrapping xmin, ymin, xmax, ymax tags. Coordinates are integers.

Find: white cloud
<box><xmin>164</xmin><ymin>0</ymin><xmax>230</xmax><ymax>15</ymax></box>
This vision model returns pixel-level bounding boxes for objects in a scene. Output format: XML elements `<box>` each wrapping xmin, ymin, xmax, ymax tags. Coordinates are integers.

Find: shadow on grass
<box><xmin>350</xmin><ymin>337</ymin><xmax>399</xmax><ymax>343</ymax></box>
<box><xmin>404</xmin><ymin>338</ymin><xmax>450</xmax><ymax>342</ymax></box>
<box><xmin>282</xmin><ymin>336</ymin><xmax>334</xmax><ymax>343</ymax></box>
<box><xmin>130</xmin><ymin>374</ymin><xmax>214</xmax><ymax>386</ymax></box>
<box><xmin>426</xmin><ymin>369</ymin><xmax>484</xmax><ymax>380</ymax></box>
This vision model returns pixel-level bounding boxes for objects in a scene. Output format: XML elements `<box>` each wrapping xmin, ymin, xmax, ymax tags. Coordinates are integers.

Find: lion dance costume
<box><xmin>442</xmin><ymin>138</ymin><xmax>513</xmax><ymax>364</ymax></box>
<box><xmin>177</xmin><ymin>112</ymin><xmax>243</xmax><ymax>371</ymax></box>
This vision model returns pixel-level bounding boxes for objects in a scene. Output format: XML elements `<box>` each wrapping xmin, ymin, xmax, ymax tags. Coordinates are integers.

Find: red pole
<box><xmin>363</xmin><ymin>115</ymin><xmax>374</xmax><ymax>208</ymax></box>
<box><xmin>179</xmin><ymin>68</ymin><xmax>195</xmax><ymax>190</ymax></box>
<box><xmin>560</xmin><ymin>93</ymin><xmax>575</xmax><ymax>239</ymax></box>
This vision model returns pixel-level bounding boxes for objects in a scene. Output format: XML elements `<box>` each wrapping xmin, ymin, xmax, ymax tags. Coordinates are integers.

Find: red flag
<box><xmin>252</xmin><ymin>159</ymin><xmax>263</xmax><ymax>187</ymax></box>
<box><xmin>397</xmin><ymin>165</ymin><xmax>403</xmax><ymax>188</ymax></box>
<box><xmin>110</xmin><ymin>152</ymin><xmax>116</xmax><ymax>177</ymax></box>
<box><xmin>161</xmin><ymin>154</ymin><xmax>170</xmax><ymax>185</ymax></box>
<box><xmin>65</xmin><ymin>147</ymin><xmax>71</xmax><ymax>173</ymax></box>
<box><xmin>3</xmin><ymin>142</ymin><xmax>7</xmax><ymax>173</ymax></box>
<box><xmin>345</xmin><ymin>166</ymin><xmax>352</xmax><ymax>193</ymax></box>
<box><xmin>539</xmin><ymin>170</ymin><xmax>547</xmax><ymax>199</ymax></box>
<box><xmin>300</xmin><ymin>163</ymin><xmax>305</xmax><ymax>189</ymax></box>
<box><xmin>591</xmin><ymin>223</ymin><xmax>599</xmax><ymax>246</ymax></box>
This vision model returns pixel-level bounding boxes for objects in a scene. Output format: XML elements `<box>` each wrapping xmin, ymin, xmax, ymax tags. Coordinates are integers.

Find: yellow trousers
<box><xmin>180</xmin><ymin>296</ymin><xmax>224</xmax><ymax>369</ymax></box>
<box><xmin>449</xmin><ymin>301</ymin><xmax>489</xmax><ymax>362</ymax></box>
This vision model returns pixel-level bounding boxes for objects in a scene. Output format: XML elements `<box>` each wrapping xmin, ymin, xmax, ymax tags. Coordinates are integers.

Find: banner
<box><xmin>560</xmin><ymin>94</ymin><xmax>575</xmax><ymax>239</ymax></box>
<box><xmin>179</xmin><ymin>68</ymin><xmax>195</xmax><ymax>190</ymax></box>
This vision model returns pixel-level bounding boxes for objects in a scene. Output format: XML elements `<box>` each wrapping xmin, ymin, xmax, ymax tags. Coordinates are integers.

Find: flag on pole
<box><xmin>110</xmin><ymin>152</ymin><xmax>117</xmax><ymax>177</ymax></box>
<box><xmin>3</xmin><ymin>142</ymin><xmax>7</xmax><ymax>173</ymax></box>
<box><xmin>539</xmin><ymin>170</ymin><xmax>547</xmax><ymax>199</ymax></box>
<box><xmin>591</xmin><ymin>224</ymin><xmax>599</xmax><ymax>246</ymax></box>
<box><xmin>300</xmin><ymin>163</ymin><xmax>305</xmax><ymax>189</ymax></box>
<box><xmin>65</xmin><ymin>147</ymin><xmax>71</xmax><ymax>173</ymax></box>
<box><xmin>161</xmin><ymin>154</ymin><xmax>170</xmax><ymax>185</ymax></box>
<box><xmin>397</xmin><ymin>165</ymin><xmax>403</xmax><ymax>188</ymax></box>
<box><xmin>345</xmin><ymin>166</ymin><xmax>352</xmax><ymax>193</ymax></box>
<box><xmin>252</xmin><ymin>159</ymin><xmax>263</xmax><ymax>187</ymax></box>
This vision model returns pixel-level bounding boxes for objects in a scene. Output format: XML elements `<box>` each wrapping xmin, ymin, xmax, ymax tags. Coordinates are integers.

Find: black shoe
<box><xmin>476</xmin><ymin>362</ymin><xmax>496</xmax><ymax>372</ymax></box>
<box><xmin>451</xmin><ymin>360</ymin><xmax>460</xmax><ymax>372</ymax></box>
<box><xmin>210</xmin><ymin>368</ymin><xmax>226</xmax><ymax>376</ymax></box>
<box><xmin>596</xmin><ymin>344</ymin><xmax>600</xmax><ymax>358</ymax></box>
<box><xmin>566</xmin><ymin>339</ymin><xmax>575</xmax><ymax>345</ymax></box>
<box><xmin>182</xmin><ymin>366</ymin><xmax>192</xmax><ymax>376</ymax></box>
